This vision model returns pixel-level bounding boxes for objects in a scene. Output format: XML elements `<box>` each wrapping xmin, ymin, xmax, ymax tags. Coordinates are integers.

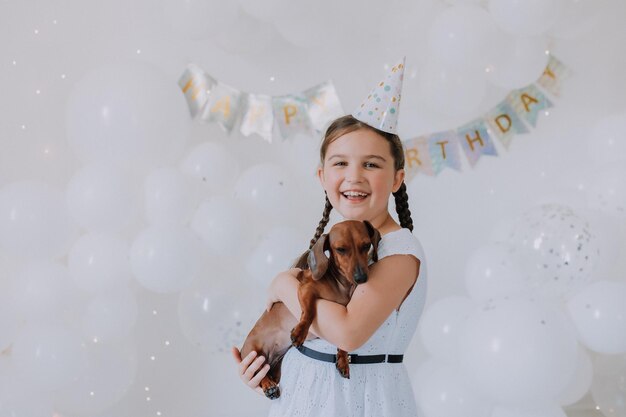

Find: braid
<box><xmin>393</xmin><ymin>182</ymin><xmax>414</xmax><ymax>232</ymax></box>
<box><xmin>309</xmin><ymin>194</ymin><xmax>333</xmax><ymax>249</ymax></box>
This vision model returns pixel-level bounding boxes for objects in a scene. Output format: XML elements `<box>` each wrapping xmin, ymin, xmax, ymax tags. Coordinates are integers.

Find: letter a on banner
<box><xmin>507</xmin><ymin>84</ymin><xmax>553</xmax><ymax>127</ymax></box>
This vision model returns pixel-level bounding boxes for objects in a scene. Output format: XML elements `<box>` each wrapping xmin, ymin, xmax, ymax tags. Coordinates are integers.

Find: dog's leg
<box><xmin>336</xmin><ymin>349</ymin><xmax>350</xmax><ymax>379</ymax></box>
<box><xmin>290</xmin><ymin>284</ymin><xmax>318</xmax><ymax>347</ymax></box>
<box><xmin>260</xmin><ymin>355</ymin><xmax>284</xmax><ymax>400</ymax></box>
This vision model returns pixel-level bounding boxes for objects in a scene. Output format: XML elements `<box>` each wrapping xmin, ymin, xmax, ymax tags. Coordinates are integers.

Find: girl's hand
<box><xmin>231</xmin><ymin>346</ymin><xmax>270</xmax><ymax>396</ymax></box>
<box><xmin>266</xmin><ymin>268</ymin><xmax>302</xmax><ymax>312</ymax></box>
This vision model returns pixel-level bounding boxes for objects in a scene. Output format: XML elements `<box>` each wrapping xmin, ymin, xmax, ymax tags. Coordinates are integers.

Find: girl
<box><xmin>232</xmin><ymin>113</ymin><xmax>428</xmax><ymax>417</ymax></box>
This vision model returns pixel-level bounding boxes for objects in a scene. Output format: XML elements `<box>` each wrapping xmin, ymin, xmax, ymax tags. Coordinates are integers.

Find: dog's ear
<box><xmin>308</xmin><ymin>234</ymin><xmax>329</xmax><ymax>280</ymax></box>
<box><xmin>364</xmin><ymin>220</ymin><xmax>381</xmax><ymax>263</ymax></box>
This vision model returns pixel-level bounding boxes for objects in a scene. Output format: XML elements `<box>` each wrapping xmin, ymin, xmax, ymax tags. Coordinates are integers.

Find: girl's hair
<box><xmin>308</xmin><ymin>115</ymin><xmax>414</xmax><ymax>249</ymax></box>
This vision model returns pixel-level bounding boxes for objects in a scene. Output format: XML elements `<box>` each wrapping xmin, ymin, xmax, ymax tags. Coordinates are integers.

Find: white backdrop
<box><xmin>1</xmin><ymin>0</ymin><xmax>626</xmax><ymax>416</ymax></box>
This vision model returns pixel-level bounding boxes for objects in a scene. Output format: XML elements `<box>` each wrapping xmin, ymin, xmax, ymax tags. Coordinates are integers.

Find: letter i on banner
<box><xmin>273</xmin><ymin>94</ymin><xmax>312</xmax><ymax>140</ymax></box>
<box><xmin>427</xmin><ymin>131</ymin><xmax>462</xmax><ymax>175</ymax></box>
<box><xmin>536</xmin><ymin>55</ymin><xmax>571</xmax><ymax>98</ymax></box>
<box><xmin>240</xmin><ymin>93</ymin><xmax>274</xmax><ymax>143</ymax></box>
<box><xmin>507</xmin><ymin>84</ymin><xmax>553</xmax><ymax>128</ymax></box>
<box><xmin>485</xmin><ymin>101</ymin><xmax>529</xmax><ymax>149</ymax></box>
<box><xmin>201</xmin><ymin>81</ymin><xmax>243</xmax><ymax>133</ymax></box>
<box><xmin>456</xmin><ymin>119</ymin><xmax>498</xmax><ymax>167</ymax></box>
<box><xmin>178</xmin><ymin>64</ymin><xmax>215</xmax><ymax>118</ymax></box>
<box><xmin>403</xmin><ymin>136</ymin><xmax>434</xmax><ymax>181</ymax></box>
<box><xmin>304</xmin><ymin>81</ymin><xmax>344</xmax><ymax>133</ymax></box>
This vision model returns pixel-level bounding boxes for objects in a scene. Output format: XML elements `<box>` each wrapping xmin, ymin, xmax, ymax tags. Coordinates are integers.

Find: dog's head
<box><xmin>308</xmin><ymin>220</ymin><xmax>381</xmax><ymax>284</ymax></box>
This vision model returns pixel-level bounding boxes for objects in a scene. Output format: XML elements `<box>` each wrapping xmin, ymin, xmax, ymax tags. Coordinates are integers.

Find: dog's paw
<box><xmin>290</xmin><ymin>325</ymin><xmax>306</xmax><ymax>347</ymax></box>
<box><xmin>264</xmin><ymin>385</ymin><xmax>281</xmax><ymax>400</ymax></box>
<box><xmin>336</xmin><ymin>363</ymin><xmax>350</xmax><ymax>379</ymax></box>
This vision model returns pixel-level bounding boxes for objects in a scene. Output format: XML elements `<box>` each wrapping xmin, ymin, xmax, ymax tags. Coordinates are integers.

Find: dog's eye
<box><xmin>336</xmin><ymin>247</ymin><xmax>347</xmax><ymax>254</ymax></box>
<box><xmin>361</xmin><ymin>244</ymin><xmax>371</xmax><ymax>252</ymax></box>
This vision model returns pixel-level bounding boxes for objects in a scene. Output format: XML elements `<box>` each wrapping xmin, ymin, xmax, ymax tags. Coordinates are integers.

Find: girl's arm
<box><xmin>270</xmin><ymin>255</ymin><xmax>420</xmax><ymax>352</ymax></box>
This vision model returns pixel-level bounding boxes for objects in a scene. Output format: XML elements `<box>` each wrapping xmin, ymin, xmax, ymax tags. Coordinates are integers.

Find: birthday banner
<box><xmin>178</xmin><ymin>64</ymin><xmax>344</xmax><ymax>143</ymax></box>
<box><xmin>179</xmin><ymin>55</ymin><xmax>570</xmax><ymax>177</ymax></box>
<box><xmin>402</xmin><ymin>55</ymin><xmax>571</xmax><ymax>180</ymax></box>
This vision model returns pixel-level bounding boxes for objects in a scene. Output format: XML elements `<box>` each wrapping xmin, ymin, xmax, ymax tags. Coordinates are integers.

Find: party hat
<box><xmin>352</xmin><ymin>57</ymin><xmax>405</xmax><ymax>134</ymax></box>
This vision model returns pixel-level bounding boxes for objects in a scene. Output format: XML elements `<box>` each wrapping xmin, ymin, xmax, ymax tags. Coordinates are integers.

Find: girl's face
<box><xmin>317</xmin><ymin>128</ymin><xmax>404</xmax><ymax>228</ymax></box>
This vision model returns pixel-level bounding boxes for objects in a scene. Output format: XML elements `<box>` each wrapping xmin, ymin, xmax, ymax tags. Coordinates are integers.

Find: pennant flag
<box><xmin>536</xmin><ymin>55</ymin><xmax>572</xmax><ymax>97</ymax></box>
<box><xmin>178</xmin><ymin>64</ymin><xmax>215</xmax><ymax>118</ymax></box>
<box><xmin>240</xmin><ymin>93</ymin><xmax>274</xmax><ymax>143</ymax></box>
<box><xmin>428</xmin><ymin>131</ymin><xmax>462</xmax><ymax>175</ymax></box>
<box><xmin>201</xmin><ymin>81</ymin><xmax>243</xmax><ymax>133</ymax></box>
<box><xmin>273</xmin><ymin>94</ymin><xmax>311</xmax><ymax>139</ymax></box>
<box><xmin>507</xmin><ymin>84</ymin><xmax>553</xmax><ymax>127</ymax></box>
<box><xmin>403</xmin><ymin>136</ymin><xmax>434</xmax><ymax>181</ymax></box>
<box><xmin>304</xmin><ymin>81</ymin><xmax>344</xmax><ymax>133</ymax></box>
<box><xmin>485</xmin><ymin>101</ymin><xmax>529</xmax><ymax>149</ymax></box>
<box><xmin>456</xmin><ymin>119</ymin><xmax>498</xmax><ymax>167</ymax></box>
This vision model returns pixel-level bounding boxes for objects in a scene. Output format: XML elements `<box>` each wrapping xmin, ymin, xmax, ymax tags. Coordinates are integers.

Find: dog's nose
<box><xmin>354</xmin><ymin>265</ymin><xmax>368</xmax><ymax>284</ymax></box>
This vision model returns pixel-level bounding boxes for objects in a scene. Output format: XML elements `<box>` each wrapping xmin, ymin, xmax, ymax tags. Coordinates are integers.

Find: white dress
<box><xmin>268</xmin><ymin>228</ymin><xmax>428</xmax><ymax>417</ymax></box>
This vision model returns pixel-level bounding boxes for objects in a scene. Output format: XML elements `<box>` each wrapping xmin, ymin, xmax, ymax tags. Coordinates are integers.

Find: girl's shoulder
<box><xmin>377</xmin><ymin>228</ymin><xmax>426</xmax><ymax>262</ymax></box>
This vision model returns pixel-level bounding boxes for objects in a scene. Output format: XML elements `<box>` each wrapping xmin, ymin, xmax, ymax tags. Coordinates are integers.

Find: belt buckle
<box><xmin>348</xmin><ymin>355</ymin><xmax>352</xmax><ymax>363</ymax></box>
<box><xmin>383</xmin><ymin>355</ymin><xmax>388</xmax><ymax>363</ymax></box>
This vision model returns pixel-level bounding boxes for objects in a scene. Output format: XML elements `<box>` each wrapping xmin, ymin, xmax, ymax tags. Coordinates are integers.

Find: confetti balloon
<box><xmin>507</xmin><ymin>204</ymin><xmax>601</xmax><ymax>299</ymax></box>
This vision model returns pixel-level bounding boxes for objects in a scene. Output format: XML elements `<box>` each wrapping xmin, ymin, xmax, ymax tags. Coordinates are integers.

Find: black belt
<box><xmin>296</xmin><ymin>345</ymin><xmax>403</xmax><ymax>364</ymax></box>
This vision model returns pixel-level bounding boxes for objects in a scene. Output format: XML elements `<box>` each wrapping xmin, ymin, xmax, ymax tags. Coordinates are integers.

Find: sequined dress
<box><xmin>268</xmin><ymin>228</ymin><xmax>428</xmax><ymax>417</ymax></box>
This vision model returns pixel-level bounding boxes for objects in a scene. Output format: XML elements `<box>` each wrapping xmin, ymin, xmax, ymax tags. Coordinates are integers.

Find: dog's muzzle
<box><xmin>354</xmin><ymin>265</ymin><xmax>368</xmax><ymax>284</ymax></box>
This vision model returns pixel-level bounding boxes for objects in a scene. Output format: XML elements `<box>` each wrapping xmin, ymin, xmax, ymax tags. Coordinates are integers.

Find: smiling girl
<box><xmin>233</xmin><ymin>60</ymin><xmax>428</xmax><ymax>417</ymax></box>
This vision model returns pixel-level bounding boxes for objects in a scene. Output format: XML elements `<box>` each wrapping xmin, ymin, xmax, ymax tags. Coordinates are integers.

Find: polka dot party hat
<box><xmin>352</xmin><ymin>57</ymin><xmax>405</xmax><ymax>134</ymax></box>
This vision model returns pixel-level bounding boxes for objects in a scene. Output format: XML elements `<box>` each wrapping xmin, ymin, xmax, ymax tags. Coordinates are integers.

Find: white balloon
<box><xmin>491</xmin><ymin>404</ymin><xmax>567</xmax><ymax>417</ymax></box>
<box><xmin>66</xmin><ymin>163</ymin><xmax>140</xmax><ymax>233</ymax></box>
<box><xmin>585</xmin><ymin>163</ymin><xmax>626</xmax><ymax>220</ymax></box>
<box><xmin>130</xmin><ymin>225</ymin><xmax>202</xmax><ymax>293</ymax></box>
<box><xmin>68</xmin><ymin>233</ymin><xmax>132</xmax><ymax>293</ymax></box>
<box><xmin>458</xmin><ymin>297</ymin><xmax>578</xmax><ymax>405</ymax></box>
<box><xmin>550</xmin><ymin>0</ymin><xmax>606</xmax><ymax>39</ymax></box>
<box><xmin>10</xmin><ymin>261</ymin><xmax>79</xmax><ymax>321</ymax></box>
<box><xmin>486</xmin><ymin>34</ymin><xmax>550</xmax><ymax>89</ymax></box>
<box><xmin>234</xmin><ymin>163</ymin><xmax>298</xmax><ymax>225</ymax></box>
<box><xmin>419</xmin><ymin>60</ymin><xmax>487</xmax><ymax>117</ymax></box>
<box><xmin>246</xmin><ymin>227</ymin><xmax>306</xmax><ymax>287</ymax></box>
<box><xmin>66</xmin><ymin>63</ymin><xmax>190</xmax><ymax>169</ymax></box>
<box><xmin>558</xmin><ymin>347</ymin><xmax>593</xmax><ymax>406</ymax></box>
<box><xmin>419</xmin><ymin>296</ymin><xmax>474</xmax><ymax>363</ymax></box>
<box><xmin>145</xmin><ymin>167</ymin><xmax>198</xmax><ymax>226</ymax></box>
<box><xmin>488</xmin><ymin>0</ymin><xmax>565</xmax><ymax>36</ymax></box>
<box><xmin>428</xmin><ymin>6</ymin><xmax>500</xmax><ymax>70</ymax></box>
<box><xmin>54</xmin><ymin>342</ymin><xmax>137</xmax><ymax>415</ymax></box>
<box><xmin>418</xmin><ymin>363</ymin><xmax>492</xmax><ymax>417</ymax></box>
<box><xmin>180</xmin><ymin>141</ymin><xmax>240</xmax><ymax>195</ymax></box>
<box><xmin>0</xmin><ymin>297</ymin><xmax>20</xmax><ymax>352</ymax></box>
<box><xmin>190</xmin><ymin>196</ymin><xmax>253</xmax><ymax>258</ymax></box>
<box><xmin>465</xmin><ymin>242</ymin><xmax>527</xmax><ymax>303</ymax></box>
<box><xmin>587</xmin><ymin>111</ymin><xmax>626</xmax><ymax>165</ymax></box>
<box><xmin>12</xmin><ymin>323</ymin><xmax>88</xmax><ymax>391</ymax></box>
<box><xmin>0</xmin><ymin>181</ymin><xmax>77</xmax><ymax>259</ymax></box>
<box><xmin>81</xmin><ymin>287</ymin><xmax>138</xmax><ymax>343</ymax></box>
<box><xmin>567</xmin><ymin>281</ymin><xmax>626</xmax><ymax>354</ymax></box>
<box><xmin>507</xmin><ymin>204</ymin><xmax>601</xmax><ymax>299</ymax></box>
<box><xmin>590</xmin><ymin>367</ymin><xmax>626</xmax><ymax>417</ymax></box>
<box><xmin>179</xmin><ymin>281</ymin><xmax>261</xmax><ymax>353</ymax></box>
<box><xmin>162</xmin><ymin>0</ymin><xmax>238</xmax><ymax>40</ymax></box>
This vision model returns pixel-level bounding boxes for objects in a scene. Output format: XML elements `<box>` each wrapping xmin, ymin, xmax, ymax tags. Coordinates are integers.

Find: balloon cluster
<box><xmin>0</xmin><ymin>61</ymin><xmax>317</xmax><ymax>415</ymax></box>
<box><xmin>413</xmin><ymin>188</ymin><xmax>626</xmax><ymax>417</ymax></box>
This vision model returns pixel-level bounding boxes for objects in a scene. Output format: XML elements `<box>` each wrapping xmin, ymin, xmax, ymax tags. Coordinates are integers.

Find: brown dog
<box><xmin>240</xmin><ymin>220</ymin><xmax>381</xmax><ymax>400</ymax></box>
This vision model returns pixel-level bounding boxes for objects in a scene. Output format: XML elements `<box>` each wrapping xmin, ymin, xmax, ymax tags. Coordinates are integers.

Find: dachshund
<box><xmin>240</xmin><ymin>220</ymin><xmax>381</xmax><ymax>400</ymax></box>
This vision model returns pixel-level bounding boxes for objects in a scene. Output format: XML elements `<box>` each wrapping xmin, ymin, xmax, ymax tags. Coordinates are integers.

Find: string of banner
<box><xmin>178</xmin><ymin>55</ymin><xmax>570</xmax><ymax>181</ymax></box>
